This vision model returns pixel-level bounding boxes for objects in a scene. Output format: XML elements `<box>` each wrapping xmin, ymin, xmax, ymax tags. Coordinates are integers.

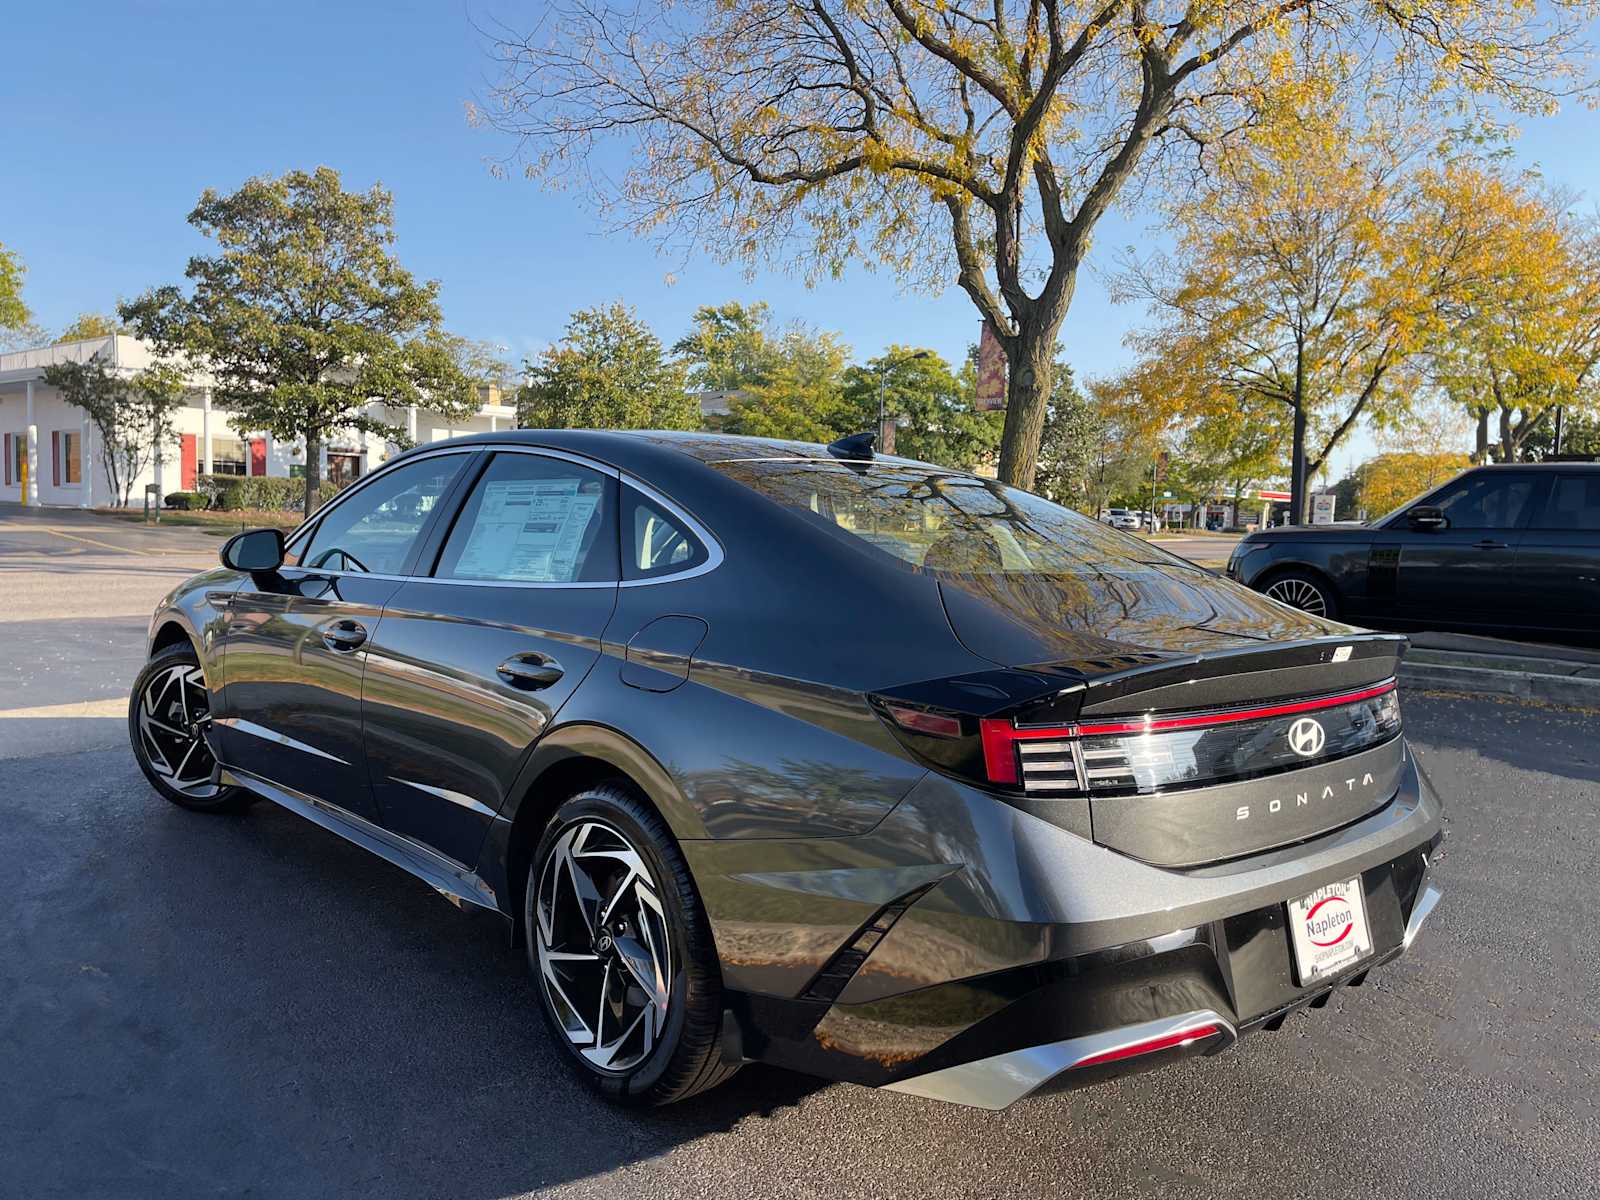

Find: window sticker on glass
<box><xmin>454</xmin><ymin>478</ymin><xmax>602</xmax><ymax>582</ymax></box>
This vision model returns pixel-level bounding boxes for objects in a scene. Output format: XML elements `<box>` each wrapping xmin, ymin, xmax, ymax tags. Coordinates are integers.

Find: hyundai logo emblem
<box><xmin>1287</xmin><ymin>717</ymin><xmax>1326</xmax><ymax>757</ymax></box>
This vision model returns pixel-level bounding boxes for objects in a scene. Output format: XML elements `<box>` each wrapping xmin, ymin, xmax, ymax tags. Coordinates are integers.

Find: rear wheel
<box><xmin>129</xmin><ymin>642</ymin><xmax>252</xmax><ymax>813</ymax></box>
<box><xmin>1261</xmin><ymin>570</ymin><xmax>1339</xmax><ymax>620</ymax></box>
<box><xmin>527</xmin><ymin>784</ymin><xmax>737</xmax><ymax>1105</ymax></box>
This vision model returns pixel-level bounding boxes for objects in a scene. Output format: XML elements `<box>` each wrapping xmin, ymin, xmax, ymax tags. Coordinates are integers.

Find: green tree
<box><xmin>121</xmin><ymin>167</ymin><xmax>478</xmax><ymax>516</ymax></box>
<box><xmin>55</xmin><ymin>313</ymin><xmax>126</xmax><ymax>343</ymax></box>
<box><xmin>41</xmin><ymin>357</ymin><xmax>185</xmax><ymax>508</ymax></box>
<box><xmin>518</xmin><ymin>302</ymin><xmax>696</xmax><ymax>430</ymax></box>
<box><xmin>719</xmin><ymin>326</ymin><xmax>853</xmax><ymax>442</ymax></box>
<box><xmin>673</xmin><ymin>302</ymin><xmax>782</xmax><ymax>393</ymax></box>
<box><xmin>1033</xmin><ymin>362</ymin><xmax>1099</xmax><ymax>510</ymax></box>
<box><xmin>841</xmin><ymin>346</ymin><xmax>1002</xmax><ymax>469</ymax></box>
<box><xmin>0</xmin><ymin>242</ymin><xmax>30</xmax><ymax>334</ymax></box>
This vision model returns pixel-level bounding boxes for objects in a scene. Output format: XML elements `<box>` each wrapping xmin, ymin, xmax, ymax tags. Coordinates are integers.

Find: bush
<box><xmin>195</xmin><ymin>473</ymin><xmax>343</xmax><ymax>512</ymax></box>
<box><xmin>164</xmin><ymin>491</ymin><xmax>206</xmax><ymax>511</ymax></box>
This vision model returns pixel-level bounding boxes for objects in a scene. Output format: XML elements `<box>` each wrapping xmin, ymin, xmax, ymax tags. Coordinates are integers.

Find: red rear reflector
<box><xmin>1072</xmin><ymin>1022</ymin><xmax>1223</xmax><ymax>1070</ymax></box>
<box><xmin>883</xmin><ymin>703</ymin><xmax>963</xmax><ymax>739</ymax></box>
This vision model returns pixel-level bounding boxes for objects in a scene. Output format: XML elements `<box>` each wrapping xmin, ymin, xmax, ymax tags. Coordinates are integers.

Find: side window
<box><xmin>435</xmin><ymin>453</ymin><xmax>617</xmax><ymax>583</ymax></box>
<box><xmin>297</xmin><ymin>454</ymin><xmax>466</xmax><ymax>575</ymax></box>
<box><xmin>1537</xmin><ymin>475</ymin><xmax>1600</xmax><ymax>530</ymax></box>
<box><xmin>624</xmin><ymin>486</ymin><xmax>709</xmax><ymax>580</ymax></box>
<box><xmin>1430</xmin><ymin>474</ymin><xmax>1536</xmax><ymax>530</ymax></box>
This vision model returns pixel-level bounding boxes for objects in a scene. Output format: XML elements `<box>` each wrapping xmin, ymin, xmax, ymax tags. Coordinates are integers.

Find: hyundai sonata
<box><xmin>131</xmin><ymin>430</ymin><xmax>1443</xmax><ymax>1108</ymax></box>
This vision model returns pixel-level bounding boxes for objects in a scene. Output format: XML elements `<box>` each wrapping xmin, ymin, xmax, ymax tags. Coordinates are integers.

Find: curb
<box><xmin>1399</xmin><ymin>658</ymin><xmax>1600</xmax><ymax>710</ymax></box>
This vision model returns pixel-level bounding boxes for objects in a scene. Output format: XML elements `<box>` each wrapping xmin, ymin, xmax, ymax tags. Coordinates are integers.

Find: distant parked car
<box><xmin>1103</xmin><ymin>508</ymin><xmax>1140</xmax><ymax>530</ymax></box>
<box><xmin>1227</xmin><ymin>462</ymin><xmax>1600</xmax><ymax>639</ymax></box>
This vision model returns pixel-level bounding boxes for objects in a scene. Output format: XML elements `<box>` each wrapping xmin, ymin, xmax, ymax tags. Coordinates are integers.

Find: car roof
<box><xmin>389</xmin><ymin>428</ymin><xmax>975</xmax><ymax>478</ymax></box>
<box><xmin>1468</xmin><ymin>460</ymin><xmax>1600</xmax><ymax>469</ymax></box>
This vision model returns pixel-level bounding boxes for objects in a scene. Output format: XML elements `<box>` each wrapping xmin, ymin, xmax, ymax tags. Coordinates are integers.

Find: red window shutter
<box><xmin>52</xmin><ymin>431</ymin><xmax>61</xmax><ymax>486</ymax></box>
<box><xmin>180</xmin><ymin>434</ymin><xmax>197</xmax><ymax>490</ymax></box>
<box><xmin>249</xmin><ymin>438</ymin><xmax>267</xmax><ymax>476</ymax></box>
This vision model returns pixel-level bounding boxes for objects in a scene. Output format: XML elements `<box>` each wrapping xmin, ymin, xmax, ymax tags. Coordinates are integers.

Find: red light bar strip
<box><xmin>1072</xmin><ymin>680</ymin><xmax>1397</xmax><ymax>737</ymax></box>
<box><xmin>980</xmin><ymin>680</ymin><xmax>1397</xmax><ymax>786</ymax></box>
<box><xmin>1072</xmin><ymin>1022</ymin><xmax>1223</xmax><ymax>1070</ymax></box>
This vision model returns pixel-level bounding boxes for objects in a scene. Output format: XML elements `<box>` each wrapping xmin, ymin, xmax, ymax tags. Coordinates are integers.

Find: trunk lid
<box><xmin>936</xmin><ymin>569</ymin><xmax>1408</xmax><ymax>865</ymax></box>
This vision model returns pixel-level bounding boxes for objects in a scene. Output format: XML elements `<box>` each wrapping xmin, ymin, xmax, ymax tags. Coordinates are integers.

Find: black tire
<box><xmin>128</xmin><ymin>641</ymin><xmax>254</xmax><ymax>813</ymax></box>
<box><xmin>526</xmin><ymin>783</ymin><xmax>738</xmax><ymax>1106</ymax></box>
<box><xmin>1260</xmin><ymin>569</ymin><xmax>1340</xmax><ymax>620</ymax></box>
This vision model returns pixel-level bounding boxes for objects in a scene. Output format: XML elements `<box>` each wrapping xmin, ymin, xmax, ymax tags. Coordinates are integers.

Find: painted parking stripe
<box><xmin>0</xmin><ymin>697</ymin><xmax>129</xmax><ymax>720</ymax></box>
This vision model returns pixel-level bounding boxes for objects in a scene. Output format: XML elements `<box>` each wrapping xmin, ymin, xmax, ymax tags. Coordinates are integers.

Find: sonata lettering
<box><xmin>1234</xmin><ymin>773</ymin><xmax>1385</xmax><ymax>822</ymax></box>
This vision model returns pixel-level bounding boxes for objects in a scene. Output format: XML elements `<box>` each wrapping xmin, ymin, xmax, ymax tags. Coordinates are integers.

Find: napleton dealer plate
<box><xmin>1287</xmin><ymin>877</ymin><xmax>1374</xmax><ymax>985</ymax></box>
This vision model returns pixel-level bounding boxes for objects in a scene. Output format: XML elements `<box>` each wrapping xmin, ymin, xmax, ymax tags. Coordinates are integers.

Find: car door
<box><xmin>1510</xmin><ymin>473</ymin><xmax>1600</xmax><ymax>633</ymax></box>
<box><xmin>214</xmin><ymin>451</ymin><xmax>473</xmax><ymax>818</ymax></box>
<box><xmin>1388</xmin><ymin>471</ymin><xmax>1545</xmax><ymax>629</ymax></box>
<box><xmin>359</xmin><ymin>448</ymin><xmax>620</xmax><ymax>867</ymax></box>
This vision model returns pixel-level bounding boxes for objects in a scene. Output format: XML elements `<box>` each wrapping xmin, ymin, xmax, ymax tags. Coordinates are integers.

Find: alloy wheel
<box><xmin>136</xmin><ymin>664</ymin><xmax>222</xmax><ymax>798</ymax></box>
<box><xmin>1264</xmin><ymin>577</ymin><xmax>1328</xmax><ymax>617</ymax></box>
<box><xmin>535</xmin><ymin>820</ymin><xmax>674</xmax><ymax>1073</ymax></box>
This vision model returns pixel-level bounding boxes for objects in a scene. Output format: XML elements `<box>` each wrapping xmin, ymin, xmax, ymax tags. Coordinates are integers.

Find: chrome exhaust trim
<box><xmin>881</xmin><ymin>1009</ymin><xmax>1236</xmax><ymax>1111</ymax></box>
<box><xmin>1403</xmin><ymin>882</ymin><xmax>1442</xmax><ymax>950</ymax></box>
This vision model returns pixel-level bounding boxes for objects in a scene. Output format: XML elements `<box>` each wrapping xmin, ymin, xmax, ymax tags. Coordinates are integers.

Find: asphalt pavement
<box><xmin>1</xmin><ymin>508</ymin><xmax>1594</xmax><ymax>1200</ymax></box>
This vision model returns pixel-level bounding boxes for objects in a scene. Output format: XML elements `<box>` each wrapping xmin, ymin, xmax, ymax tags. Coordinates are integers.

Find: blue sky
<box><xmin>3</xmin><ymin>2</ymin><xmax>1596</xmax><ymax>478</ymax></box>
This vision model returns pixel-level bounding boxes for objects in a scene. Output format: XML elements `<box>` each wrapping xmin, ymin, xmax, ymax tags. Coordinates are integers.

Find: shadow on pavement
<box><xmin>1403</xmin><ymin>688</ymin><xmax>1600</xmax><ymax>786</ymax></box>
<box><xmin>0</xmin><ymin>749</ymin><xmax>828</xmax><ymax>1200</ymax></box>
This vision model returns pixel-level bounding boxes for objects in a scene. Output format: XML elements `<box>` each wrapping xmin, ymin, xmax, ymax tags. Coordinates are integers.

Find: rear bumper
<box><xmin>697</xmin><ymin>744</ymin><xmax>1443</xmax><ymax>1107</ymax></box>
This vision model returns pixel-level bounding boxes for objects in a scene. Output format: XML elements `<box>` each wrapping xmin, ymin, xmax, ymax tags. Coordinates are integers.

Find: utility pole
<box><xmin>1554</xmin><ymin>406</ymin><xmax>1566</xmax><ymax>456</ymax></box>
<box><xmin>1147</xmin><ymin>457</ymin><xmax>1158</xmax><ymax>536</ymax></box>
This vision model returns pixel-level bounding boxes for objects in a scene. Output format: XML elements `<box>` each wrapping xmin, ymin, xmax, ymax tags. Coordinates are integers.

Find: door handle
<box><xmin>497</xmin><ymin>653</ymin><xmax>564</xmax><ymax>689</ymax></box>
<box><xmin>322</xmin><ymin>619</ymin><xmax>368</xmax><ymax>652</ymax></box>
<box><xmin>1473</xmin><ymin>539</ymin><xmax>1508</xmax><ymax>550</ymax></box>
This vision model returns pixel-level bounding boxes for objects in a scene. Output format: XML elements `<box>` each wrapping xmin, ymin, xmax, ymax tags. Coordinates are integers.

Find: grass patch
<box><xmin>95</xmin><ymin>507</ymin><xmax>305</xmax><ymax>536</ymax></box>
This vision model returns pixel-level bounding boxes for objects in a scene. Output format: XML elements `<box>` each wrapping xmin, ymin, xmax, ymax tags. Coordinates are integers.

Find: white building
<box><xmin>0</xmin><ymin>335</ymin><xmax>517</xmax><ymax>508</ymax></box>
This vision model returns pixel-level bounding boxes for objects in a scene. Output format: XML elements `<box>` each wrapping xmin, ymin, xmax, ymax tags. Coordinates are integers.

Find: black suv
<box><xmin>1229</xmin><ymin>462</ymin><xmax>1600</xmax><ymax>640</ymax></box>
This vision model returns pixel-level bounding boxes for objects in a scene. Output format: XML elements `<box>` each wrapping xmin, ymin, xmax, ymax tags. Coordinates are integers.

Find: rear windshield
<box><xmin>708</xmin><ymin>459</ymin><xmax>1186</xmax><ymax>576</ymax></box>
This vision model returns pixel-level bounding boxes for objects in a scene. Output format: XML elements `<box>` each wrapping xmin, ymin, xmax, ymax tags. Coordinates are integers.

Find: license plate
<box><xmin>1287</xmin><ymin>877</ymin><xmax>1373</xmax><ymax>985</ymax></box>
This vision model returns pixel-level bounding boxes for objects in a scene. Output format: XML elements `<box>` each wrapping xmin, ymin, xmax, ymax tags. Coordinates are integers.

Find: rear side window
<box><xmin>624</xmin><ymin>486</ymin><xmax>709</xmax><ymax>580</ymax></box>
<box><xmin>1429</xmin><ymin>473</ymin><xmax>1536</xmax><ymax>530</ymax></box>
<box><xmin>1536</xmin><ymin>475</ymin><xmax>1600</xmax><ymax>530</ymax></box>
<box><xmin>707</xmin><ymin>459</ymin><xmax>1177</xmax><ymax>576</ymax></box>
<box><xmin>435</xmin><ymin>453</ymin><xmax>617</xmax><ymax>583</ymax></box>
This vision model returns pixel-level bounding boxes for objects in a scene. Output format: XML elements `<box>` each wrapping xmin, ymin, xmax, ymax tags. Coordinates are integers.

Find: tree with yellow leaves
<box><xmin>1109</xmin><ymin>94</ymin><xmax>1516</xmax><ymax>523</ymax></box>
<box><xmin>479</xmin><ymin>0</ymin><xmax>1596</xmax><ymax>488</ymax></box>
<box><xmin>1428</xmin><ymin>178</ymin><xmax>1600</xmax><ymax>462</ymax></box>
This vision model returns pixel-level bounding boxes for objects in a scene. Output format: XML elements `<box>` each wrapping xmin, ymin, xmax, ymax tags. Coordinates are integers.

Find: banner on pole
<box><xmin>975</xmin><ymin>322</ymin><xmax>1007</xmax><ymax>410</ymax></box>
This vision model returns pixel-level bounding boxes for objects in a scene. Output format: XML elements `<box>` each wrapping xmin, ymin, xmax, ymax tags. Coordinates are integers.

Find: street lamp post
<box><xmin>879</xmin><ymin>349</ymin><xmax>930</xmax><ymax>455</ymax></box>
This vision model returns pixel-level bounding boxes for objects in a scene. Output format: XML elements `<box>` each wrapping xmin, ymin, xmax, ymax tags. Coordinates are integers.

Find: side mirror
<box><xmin>221</xmin><ymin>528</ymin><xmax>285</xmax><ymax>572</ymax></box>
<box><xmin>1407</xmin><ymin>505</ymin><xmax>1447</xmax><ymax>532</ymax></box>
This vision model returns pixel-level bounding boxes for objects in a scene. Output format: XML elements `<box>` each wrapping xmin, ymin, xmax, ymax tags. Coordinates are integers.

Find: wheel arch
<box><xmin>488</xmin><ymin>722</ymin><xmax>707</xmax><ymax>941</ymax></box>
<box><xmin>1250</xmin><ymin>560</ymin><xmax>1343</xmax><ymax>614</ymax></box>
<box><xmin>149</xmin><ymin>617</ymin><xmax>198</xmax><ymax>657</ymax></box>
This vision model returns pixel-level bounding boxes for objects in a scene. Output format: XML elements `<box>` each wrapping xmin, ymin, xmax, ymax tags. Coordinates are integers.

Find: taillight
<box><xmin>881</xmin><ymin>702</ymin><xmax>963</xmax><ymax>739</ymax></box>
<box><xmin>977</xmin><ymin>682</ymin><xmax>1400</xmax><ymax>795</ymax></box>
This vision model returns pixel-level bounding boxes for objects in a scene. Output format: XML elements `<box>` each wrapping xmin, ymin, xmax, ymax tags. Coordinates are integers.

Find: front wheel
<box><xmin>527</xmin><ymin>784</ymin><xmax>738</xmax><ymax>1105</ymax></box>
<box><xmin>1261</xmin><ymin>570</ymin><xmax>1340</xmax><ymax>620</ymax></box>
<box><xmin>128</xmin><ymin>642</ymin><xmax>253</xmax><ymax>813</ymax></box>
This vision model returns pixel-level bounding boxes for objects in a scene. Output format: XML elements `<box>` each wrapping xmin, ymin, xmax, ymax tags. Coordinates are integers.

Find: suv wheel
<box><xmin>527</xmin><ymin>784</ymin><xmax>738</xmax><ymax>1105</ymax></box>
<box><xmin>129</xmin><ymin>642</ymin><xmax>253</xmax><ymax>812</ymax></box>
<box><xmin>1262</xmin><ymin>571</ymin><xmax>1339</xmax><ymax>619</ymax></box>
